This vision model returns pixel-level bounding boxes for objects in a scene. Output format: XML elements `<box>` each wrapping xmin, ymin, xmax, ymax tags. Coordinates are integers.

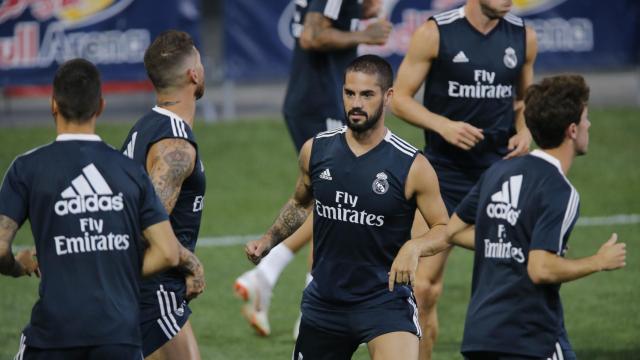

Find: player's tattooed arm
<box><xmin>245</xmin><ymin>140</ymin><xmax>314</xmax><ymax>264</ymax></box>
<box><xmin>177</xmin><ymin>246</ymin><xmax>206</xmax><ymax>300</ymax></box>
<box><xmin>300</xmin><ymin>12</ymin><xmax>391</xmax><ymax>51</ymax></box>
<box><xmin>0</xmin><ymin>215</ymin><xmax>37</xmax><ymax>277</ymax></box>
<box><xmin>146</xmin><ymin>138</ymin><xmax>196</xmax><ymax>213</ymax></box>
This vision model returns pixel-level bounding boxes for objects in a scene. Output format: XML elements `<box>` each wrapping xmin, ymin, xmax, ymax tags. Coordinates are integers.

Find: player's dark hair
<box><xmin>344</xmin><ymin>54</ymin><xmax>393</xmax><ymax>92</ymax></box>
<box><xmin>144</xmin><ymin>30</ymin><xmax>195</xmax><ymax>91</ymax></box>
<box><xmin>52</xmin><ymin>58</ymin><xmax>102</xmax><ymax>123</ymax></box>
<box><xmin>525</xmin><ymin>74</ymin><xmax>590</xmax><ymax>149</ymax></box>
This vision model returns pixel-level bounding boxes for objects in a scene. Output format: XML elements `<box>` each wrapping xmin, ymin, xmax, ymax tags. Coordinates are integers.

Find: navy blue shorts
<box><xmin>15</xmin><ymin>334</ymin><xmax>142</xmax><ymax>360</ymax></box>
<box><xmin>463</xmin><ymin>331</ymin><xmax>575</xmax><ymax>360</ymax></box>
<box><xmin>139</xmin><ymin>284</ymin><xmax>192</xmax><ymax>357</ymax></box>
<box><xmin>295</xmin><ymin>295</ymin><xmax>421</xmax><ymax>359</ymax></box>
<box><xmin>284</xmin><ymin>114</ymin><xmax>344</xmax><ymax>152</ymax></box>
<box><xmin>432</xmin><ymin>163</ymin><xmax>485</xmax><ymax>215</ymax></box>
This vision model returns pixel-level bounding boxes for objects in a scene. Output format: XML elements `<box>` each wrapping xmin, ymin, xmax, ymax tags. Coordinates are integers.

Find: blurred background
<box><xmin>0</xmin><ymin>0</ymin><xmax>638</xmax><ymax>359</ymax></box>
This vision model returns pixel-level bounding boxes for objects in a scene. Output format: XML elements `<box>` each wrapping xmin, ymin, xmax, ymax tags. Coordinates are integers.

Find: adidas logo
<box><xmin>452</xmin><ymin>51</ymin><xmax>469</xmax><ymax>63</ymax></box>
<box><xmin>319</xmin><ymin>169</ymin><xmax>333</xmax><ymax>181</ymax></box>
<box><xmin>486</xmin><ymin>175</ymin><xmax>523</xmax><ymax>226</ymax></box>
<box><xmin>54</xmin><ymin>163</ymin><xmax>124</xmax><ymax>216</ymax></box>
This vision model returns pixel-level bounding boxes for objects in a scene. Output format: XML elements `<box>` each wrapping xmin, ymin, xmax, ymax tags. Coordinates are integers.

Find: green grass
<box><xmin>0</xmin><ymin>108</ymin><xmax>639</xmax><ymax>358</ymax></box>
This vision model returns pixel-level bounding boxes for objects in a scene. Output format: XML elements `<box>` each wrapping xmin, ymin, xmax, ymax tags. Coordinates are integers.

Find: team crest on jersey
<box><xmin>372</xmin><ymin>172</ymin><xmax>389</xmax><ymax>195</ymax></box>
<box><xmin>503</xmin><ymin>47</ymin><xmax>518</xmax><ymax>69</ymax></box>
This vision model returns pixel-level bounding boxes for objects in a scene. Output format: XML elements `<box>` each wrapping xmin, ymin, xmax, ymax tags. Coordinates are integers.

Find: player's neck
<box><xmin>55</xmin><ymin>117</ymin><xmax>96</xmax><ymax>136</ymax></box>
<box><xmin>541</xmin><ymin>146</ymin><xmax>574</xmax><ymax>175</ymax></box>
<box><xmin>155</xmin><ymin>92</ymin><xmax>196</xmax><ymax>127</ymax></box>
<box><xmin>345</xmin><ymin>123</ymin><xmax>387</xmax><ymax>156</ymax></box>
<box><xmin>465</xmin><ymin>3</ymin><xmax>500</xmax><ymax>34</ymax></box>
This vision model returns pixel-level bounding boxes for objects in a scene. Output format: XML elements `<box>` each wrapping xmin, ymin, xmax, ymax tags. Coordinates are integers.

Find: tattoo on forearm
<box><xmin>178</xmin><ymin>247</ymin><xmax>203</xmax><ymax>276</ymax></box>
<box><xmin>0</xmin><ymin>215</ymin><xmax>19</xmax><ymax>276</ymax></box>
<box><xmin>266</xmin><ymin>200</ymin><xmax>309</xmax><ymax>245</ymax></box>
<box><xmin>149</xmin><ymin>140</ymin><xmax>195</xmax><ymax>213</ymax></box>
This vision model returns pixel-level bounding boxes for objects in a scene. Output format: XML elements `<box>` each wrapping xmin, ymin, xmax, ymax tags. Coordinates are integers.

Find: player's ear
<box><xmin>51</xmin><ymin>97</ymin><xmax>58</xmax><ymax>118</ymax></box>
<box><xmin>383</xmin><ymin>87</ymin><xmax>394</xmax><ymax>106</ymax></box>
<box><xmin>188</xmin><ymin>67</ymin><xmax>199</xmax><ymax>85</ymax></box>
<box><xmin>566</xmin><ymin>122</ymin><xmax>578</xmax><ymax>141</ymax></box>
<box><xmin>95</xmin><ymin>97</ymin><xmax>105</xmax><ymax>118</ymax></box>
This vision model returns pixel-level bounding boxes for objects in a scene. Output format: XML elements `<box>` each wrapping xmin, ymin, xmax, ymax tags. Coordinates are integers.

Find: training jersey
<box><xmin>283</xmin><ymin>0</ymin><xmax>361</xmax><ymax>121</ymax></box>
<box><xmin>455</xmin><ymin>149</ymin><xmax>580</xmax><ymax>358</ymax></box>
<box><xmin>303</xmin><ymin>127</ymin><xmax>419</xmax><ymax>309</ymax></box>
<box><xmin>423</xmin><ymin>7</ymin><xmax>526</xmax><ymax>171</ymax></box>
<box><xmin>121</xmin><ymin>107</ymin><xmax>206</xmax><ymax>293</ymax></box>
<box><xmin>0</xmin><ymin>134</ymin><xmax>168</xmax><ymax>348</ymax></box>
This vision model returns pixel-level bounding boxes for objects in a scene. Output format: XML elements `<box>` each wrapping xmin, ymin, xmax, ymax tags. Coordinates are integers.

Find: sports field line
<box><xmin>198</xmin><ymin>213</ymin><xmax>640</xmax><ymax>248</ymax></box>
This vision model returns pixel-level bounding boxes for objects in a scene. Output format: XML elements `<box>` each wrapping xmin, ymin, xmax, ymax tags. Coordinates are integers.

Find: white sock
<box><xmin>304</xmin><ymin>272</ymin><xmax>313</xmax><ymax>287</ymax></box>
<box><xmin>256</xmin><ymin>243</ymin><xmax>294</xmax><ymax>287</ymax></box>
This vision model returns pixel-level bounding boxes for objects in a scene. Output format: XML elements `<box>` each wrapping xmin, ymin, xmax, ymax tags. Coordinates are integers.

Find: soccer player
<box><xmin>245</xmin><ymin>54</ymin><xmax>450</xmax><ymax>360</ymax></box>
<box><xmin>235</xmin><ymin>0</ymin><xmax>392</xmax><ymax>336</ymax></box>
<box><xmin>390</xmin><ymin>0</ymin><xmax>538</xmax><ymax>357</ymax></box>
<box><xmin>121</xmin><ymin>30</ymin><xmax>206</xmax><ymax>359</ymax></box>
<box><xmin>0</xmin><ymin>58</ymin><xmax>191</xmax><ymax>359</ymax></box>
<box><xmin>424</xmin><ymin>74</ymin><xmax>627</xmax><ymax>359</ymax></box>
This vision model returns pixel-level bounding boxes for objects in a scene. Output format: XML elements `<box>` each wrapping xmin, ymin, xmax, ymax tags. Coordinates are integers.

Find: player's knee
<box><xmin>413</xmin><ymin>278</ymin><xmax>444</xmax><ymax>309</ymax></box>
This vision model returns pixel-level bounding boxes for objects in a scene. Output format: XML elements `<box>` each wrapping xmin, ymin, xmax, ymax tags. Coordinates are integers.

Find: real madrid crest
<box><xmin>503</xmin><ymin>47</ymin><xmax>517</xmax><ymax>69</ymax></box>
<box><xmin>372</xmin><ymin>172</ymin><xmax>389</xmax><ymax>195</ymax></box>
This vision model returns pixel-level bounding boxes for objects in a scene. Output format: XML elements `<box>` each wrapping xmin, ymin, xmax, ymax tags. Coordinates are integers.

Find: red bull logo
<box><xmin>0</xmin><ymin>0</ymin><xmax>148</xmax><ymax>69</ymax></box>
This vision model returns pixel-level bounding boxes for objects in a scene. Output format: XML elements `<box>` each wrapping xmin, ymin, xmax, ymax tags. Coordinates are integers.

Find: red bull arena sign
<box><xmin>0</xmin><ymin>0</ymin><xmax>200</xmax><ymax>86</ymax></box>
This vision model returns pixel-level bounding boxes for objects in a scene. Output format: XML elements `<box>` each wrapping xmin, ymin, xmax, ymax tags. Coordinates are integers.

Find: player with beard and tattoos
<box><xmin>121</xmin><ymin>30</ymin><xmax>206</xmax><ymax>360</ymax></box>
<box><xmin>245</xmin><ymin>55</ymin><xmax>449</xmax><ymax>360</ymax></box>
<box><xmin>391</xmin><ymin>1</ymin><xmax>538</xmax><ymax>358</ymax></box>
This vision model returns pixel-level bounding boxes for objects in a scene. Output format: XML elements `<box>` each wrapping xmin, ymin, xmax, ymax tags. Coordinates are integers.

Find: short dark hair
<box><xmin>52</xmin><ymin>58</ymin><xmax>102</xmax><ymax>123</ymax></box>
<box><xmin>525</xmin><ymin>74</ymin><xmax>590</xmax><ymax>149</ymax></box>
<box><xmin>144</xmin><ymin>30</ymin><xmax>195</xmax><ymax>91</ymax></box>
<box><xmin>344</xmin><ymin>54</ymin><xmax>393</xmax><ymax>92</ymax></box>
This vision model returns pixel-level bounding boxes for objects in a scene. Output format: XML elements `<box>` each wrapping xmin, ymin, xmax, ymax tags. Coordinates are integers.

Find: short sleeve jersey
<box><xmin>0</xmin><ymin>135</ymin><xmax>168</xmax><ymax>349</ymax></box>
<box><xmin>455</xmin><ymin>150</ymin><xmax>580</xmax><ymax>357</ymax></box>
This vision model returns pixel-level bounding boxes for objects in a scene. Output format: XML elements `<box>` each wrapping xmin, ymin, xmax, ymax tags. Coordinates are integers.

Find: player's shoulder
<box><xmin>431</xmin><ymin>7</ymin><xmax>464</xmax><ymax>26</ymax></box>
<box><xmin>503</xmin><ymin>12</ymin><xmax>524</xmax><ymax>28</ymax></box>
<box><xmin>383</xmin><ymin>129</ymin><xmax>419</xmax><ymax>158</ymax></box>
<box><xmin>136</xmin><ymin>106</ymin><xmax>194</xmax><ymax>141</ymax></box>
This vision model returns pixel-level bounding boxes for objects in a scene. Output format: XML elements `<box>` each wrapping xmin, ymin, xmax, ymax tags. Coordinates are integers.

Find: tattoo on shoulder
<box><xmin>149</xmin><ymin>140</ymin><xmax>196</xmax><ymax>212</ymax></box>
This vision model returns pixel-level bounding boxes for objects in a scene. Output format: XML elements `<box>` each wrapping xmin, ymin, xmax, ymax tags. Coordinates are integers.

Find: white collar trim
<box><xmin>152</xmin><ymin>106</ymin><xmax>187</xmax><ymax>124</ymax></box>
<box><xmin>56</xmin><ymin>134</ymin><xmax>101</xmax><ymax>142</ymax></box>
<box><xmin>530</xmin><ymin>149</ymin><xmax>563</xmax><ymax>174</ymax></box>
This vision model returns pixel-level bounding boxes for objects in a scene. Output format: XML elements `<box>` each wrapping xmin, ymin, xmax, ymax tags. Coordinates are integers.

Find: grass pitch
<box><xmin>0</xmin><ymin>108</ymin><xmax>638</xmax><ymax>358</ymax></box>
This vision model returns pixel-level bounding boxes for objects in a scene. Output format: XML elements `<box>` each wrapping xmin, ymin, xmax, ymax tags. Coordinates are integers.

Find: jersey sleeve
<box><xmin>530</xmin><ymin>182</ymin><xmax>579</xmax><ymax>255</ymax></box>
<box><xmin>138</xmin><ymin>168</ymin><xmax>169</xmax><ymax>230</ymax></box>
<box><xmin>308</xmin><ymin>0</ymin><xmax>343</xmax><ymax>20</ymax></box>
<box><xmin>0</xmin><ymin>159</ymin><xmax>29</xmax><ymax>226</ymax></box>
<box><xmin>455</xmin><ymin>182</ymin><xmax>480</xmax><ymax>225</ymax></box>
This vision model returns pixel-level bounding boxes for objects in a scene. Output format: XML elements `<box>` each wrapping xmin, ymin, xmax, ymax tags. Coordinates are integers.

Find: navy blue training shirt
<box><xmin>302</xmin><ymin>127</ymin><xmax>419</xmax><ymax>312</ymax></box>
<box><xmin>455</xmin><ymin>149</ymin><xmax>580</xmax><ymax>358</ymax></box>
<box><xmin>0</xmin><ymin>134</ymin><xmax>168</xmax><ymax>349</ymax></box>
<box><xmin>283</xmin><ymin>0</ymin><xmax>362</xmax><ymax>121</ymax></box>
<box><xmin>121</xmin><ymin>107</ymin><xmax>206</xmax><ymax>296</ymax></box>
<box><xmin>423</xmin><ymin>7</ymin><xmax>526</xmax><ymax>171</ymax></box>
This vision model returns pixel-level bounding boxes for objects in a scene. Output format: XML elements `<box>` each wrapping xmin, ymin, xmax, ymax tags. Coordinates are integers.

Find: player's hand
<box><xmin>245</xmin><ymin>238</ymin><xmax>272</xmax><ymax>265</ymax></box>
<box><xmin>15</xmin><ymin>247</ymin><xmax>39</xmax><ymax>277</ymax></box>
<box><xmin>439</xmin><ymin>119</ymin><xmax>484</xmax><ymax>150</ymax></box>
<box><xmin>388</xmin><ymin>240</ymin><xmax>420</xmax><ymax>291</ymax></box>
<box><xmin>363</xmin><ymin>19</ymin><xmax>392</xmax><ymax>45</ymax></box>
<box><xmin>595</xmin><ymin>233</ymin><xmax>626</xmax><ymax>271</ymax></box>
<box><xmin>185</xmin><ymin>272</ymin><xmax>206</xmax><ymax>300</ymax></box>
<box><xmin>504</xmin><ymin>129</ymin><xmax>532</xmax><ymax>159</ymax></box>
<box><xmin>362</xmin><ymin>0</ymin><xmax>383</xmax><ymax>18</ymax></box>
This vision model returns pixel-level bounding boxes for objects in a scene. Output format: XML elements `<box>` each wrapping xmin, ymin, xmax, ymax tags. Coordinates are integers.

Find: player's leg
<box><xmin>293</xmin><ymin>318</ymin><xmax>358</xmax><ymax>360</ymax></box>
<box><xmin>411</xmin><ymin>210</ymin><xmax>452</xmax><ymax>360</ymax></box>
<box><xmin>367</xmin><ymin>331</ymin><xmax>419</xmax><ymax>360</ymax></box>
<box><xmin>235</xmin><ymin>215</ymin><xmax>313</xmax><ymax>335</ymax></box>
<box><xmin>145</xmin><ymin>320</ymin><xmax>200</xmax><ymax>360</ymax></box>
<box><xmin>89</xmin><ymin>345</ymin><xmax>144</xmax><ymax>360</ymax></box>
